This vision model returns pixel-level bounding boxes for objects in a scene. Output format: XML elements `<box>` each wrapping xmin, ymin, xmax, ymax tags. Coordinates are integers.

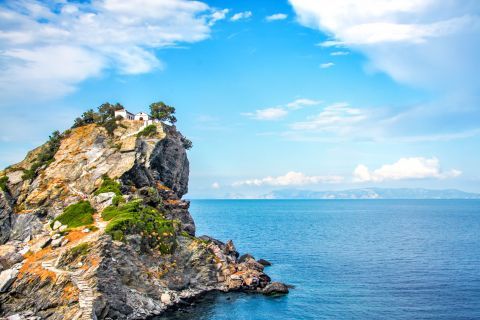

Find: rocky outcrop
<box><xmin>0</xmin><ymin>120</ymin><xmax>287</xmax><ymax>319</ymax></box>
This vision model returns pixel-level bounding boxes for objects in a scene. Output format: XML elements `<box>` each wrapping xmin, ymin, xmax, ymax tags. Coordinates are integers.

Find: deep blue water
<box><xmin>161</xmin><ymin>200</ymin><xmax>480</xmax><ymax>320</ymax></box>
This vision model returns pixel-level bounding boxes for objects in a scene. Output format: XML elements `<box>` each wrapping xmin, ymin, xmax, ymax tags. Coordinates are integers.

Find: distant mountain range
<box><xmin>259</xmin><ymin>188</ymin><xmax>480</xmax><ymax>199</ymax></box>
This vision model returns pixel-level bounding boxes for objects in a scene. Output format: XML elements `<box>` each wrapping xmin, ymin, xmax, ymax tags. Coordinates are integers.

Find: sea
<box><xmin>156</xmin><ymin>200</ymin><xmax>480</xmax><ymax>320</ymax></box>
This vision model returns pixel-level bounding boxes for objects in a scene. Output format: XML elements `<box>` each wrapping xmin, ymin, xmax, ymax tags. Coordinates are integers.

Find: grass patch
<box><xmin>52</xmin><ymin>201</ymin><xmax>95</xmax><ymax>228</ymax></box>
<box><xmin>137</xmin><ymin>124</ymin><xmax>157</xmax><ymax>138</ymax></box>
<box><xmin>103</xmin><ymin>200</ymin><xmax>176</xmax><ymax>253</ymax></box>
<box><xmin>0</xmin><ymin>176</ymin><xmax>8</xmax><ymax>192</ymax></box>
<box><xmin>95</xmin><ymin>175</ymin><xmax>122</xmax><ymax>196</ymax></box>
<box><xmin>112</xmin><ymin>195</ymin><xmax>126</xmax><ymax>206</ymax></box>
<box><xmin>70</xmin><ymin>243</ymin><xmax>90</xmax><ymax>258</ymax></box>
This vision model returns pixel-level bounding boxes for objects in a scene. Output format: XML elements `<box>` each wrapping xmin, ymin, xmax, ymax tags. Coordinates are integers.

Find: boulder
<box><xmin>51</xmin><ymin>236</ymin><xmax>64</xmax><ymax>248</ymax></box>
<box><xmin>238</xmin><ymin>253</ymin><xmax>254</xmax><ymax>263</ymax></box>
<box><xmin>0</xmin><ymin>264</ymin><xmax>21</xmax><ymax>292</ymax></box>
<box><xmin>263</xmin><ymin>282</ymin><xmax>289</xmax><ymax>296</ymax></box>
<box><xmin>92</xmin><ymin>192</ymin><xmax>116</xmax><ymax>211</ymax></box>
<box><xmin>30</xmin><ymin>236</ymin><xmax>51</xmax><ymax>253</ymax></box>
<box><xmin>258</xmin><ymin>259</ymin><xmax>272</xmax><ymax>266</ymax></box>
<box><xmin>52</xmin><ymin>220</ymin><xmax>62</xmax><ymax>230</ymax></box>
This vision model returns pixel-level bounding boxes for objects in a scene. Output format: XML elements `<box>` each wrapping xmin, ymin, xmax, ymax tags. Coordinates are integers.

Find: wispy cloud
<box><xmin>0</xmin><ymin>0</ymin><xmax>226</xmax><ymax>102</ymax></box>
<box><xmin>290</xmin><ymin>0</ymin><xmax>480</xmax><ymax>92</ymax></box>
<box><xmin>266</xmin><ymin>13</ymin><xmax>288</xmax><ymax>21</ymax></box>
<box><xmin>231</xmin><ymin>11</ymin><xmax>252</xmax><ymax>21</ymax></box>
<box><xmin>330</xmin><ymin>51</ymin><xmax>350</xmax><ymax>56</ymax></box>
<box><xmin>290</xmin><ymin>102</ymin><xmax>368</xmax><ymax>133</ymax></box>
<box><xmin>353</xmin><ymin>157</ymin><xmax>461</xmax><ymax>182</ymax></box>
<box><xmin>243</xmin><ymin>107</ymin><xmax>288</xmax><ymax>120</ymax></box>
<box><xmin>243</xmin><ymin>98</ymin><xmax>321</xmax><ymax>121</ymax></box>
<box><xmin>320</xmin><ymin>62</ymin><xmax>335</xmax><ymax>69</ymax></box>
<box><xmin>233</xmin><ymin>171</ymin><xmax>344</xmax><ymax>187</ymax></box>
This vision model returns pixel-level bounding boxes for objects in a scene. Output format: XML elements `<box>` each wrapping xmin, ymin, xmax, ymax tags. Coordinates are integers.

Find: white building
<box><xmin>114</xmin><ymin>108</ymin><xmax>135</xmax><ymax>120</ymax></box>
<box><xmin>114</xmin><ymin>108</ymin><xmax>160</xmax><ymax>125</ymax></box>
<box><xmin>134</xmin><ymin>112</ymin><xmax>150</xmax><ymax>121</ymax></box>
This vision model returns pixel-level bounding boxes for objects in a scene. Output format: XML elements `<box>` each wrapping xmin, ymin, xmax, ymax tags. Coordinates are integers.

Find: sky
<box><xmin>0</xmin><ymin>0</ymin><xmax>479</xmax><ymax>198</ymax></box>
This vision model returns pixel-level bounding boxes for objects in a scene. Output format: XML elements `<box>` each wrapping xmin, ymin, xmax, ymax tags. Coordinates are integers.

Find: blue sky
<box><xmin>1</xmin><ymin>0</ymin><xmax>479</xmax><ymax>198</ymax></box>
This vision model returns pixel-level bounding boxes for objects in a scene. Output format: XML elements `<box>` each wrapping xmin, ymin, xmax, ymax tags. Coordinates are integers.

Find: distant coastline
<box><xmin>193</xmin><ymin>188</ymin><xmax>480</xmax><ymax>200</ymax></box>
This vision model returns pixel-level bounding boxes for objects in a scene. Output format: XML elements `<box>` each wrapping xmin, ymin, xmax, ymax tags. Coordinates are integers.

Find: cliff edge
<box><xmin>0</xmin><ymin>121</ymin><xmax>286</xmax><ymax>319</ymax></box>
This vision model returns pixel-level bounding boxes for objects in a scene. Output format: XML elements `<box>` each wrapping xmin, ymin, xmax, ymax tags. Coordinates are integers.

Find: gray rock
<box><xmin>92</xmin><ymin>192</ymin><xmax>116</xmax><ymax>211</ymax></box>
<box><xmin>263</xmin><ymin>282</ymin><xmax>289</xmax><ymax>296</ymax></box>
<box><xmin>51</xmin><ymin>236</ymin><xmax>64</xmax><ymax>248</ymax></box>
<box><xmin>0</xmin><ymin>264</ymin><xmax>21</xmax><ymax>292</ymax></box>
<box><xmin>238</xmin><ymin>254</ymin><xmax>255</xmax><ymax>263</ymax></box>
<box><xmin>258</xmin><ymin>259</ymin><xmax>272</xmax><ymax>266</ymax></box>
<box><xmin>9</xmin><ymin>214</ymin><xmax>44</xmax><ymax>242</ymax></box>
<box><xmin>52</xmin><ymin>220</ymin><xmax>62</xmax><ymax>230</ymax></box>
<box><xmin>0</xmin><ymin>190</ymin><xmax>14</xmax><ymax>244</ymax></box>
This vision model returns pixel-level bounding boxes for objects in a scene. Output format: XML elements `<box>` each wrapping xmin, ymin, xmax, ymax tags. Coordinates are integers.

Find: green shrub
<box><xmin>181</xmin><ymin>136</ymin><xmax>193</xmax><ymax>150</ymax></box>
<box><xmin>137</xmin><ymin>125</ymin><xmax>157</xmax><ymax>138</ymax></box>
<box><xmin>103</xmin><ymin>200</ymin><xmax>176</xmax><ymax>254</ymax></box>
<box><xmin>22</xmin><ymin>131</ymin><xmax>64</xmax><ymax>181</ymax></box>
<box><xmin>112</xmin><ymin>195</ymin><xmax>126</xmax><ymax>206</ymax></box>
<box><xmin>95</xmin><ymin>175</ymin><xmax>122</xmax><ymax>196</ymax></box>
<box><xmin>52</xmin><ymin>201</ymin><xmax>95</xmax><ymax>228</ymax></box>
<box><xmin>0</xmin><ymin>176</ymin><xmax>9</xmax><ymax>192</ymax></box>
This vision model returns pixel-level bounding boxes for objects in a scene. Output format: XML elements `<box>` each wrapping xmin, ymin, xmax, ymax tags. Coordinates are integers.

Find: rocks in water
<box><xmin>238</xmin><ymin>253</ymin><xmax>254</xmax><ymax>263</ymax></box>
<box><xmin>263</xmin><ymin>282</ymin><xmax>289</xmax><ymax>296</ymax></box>
<box><xmin>258</xmin><ymin>259</ymin><xmax>272</xmax><ymax>266</ymax></box>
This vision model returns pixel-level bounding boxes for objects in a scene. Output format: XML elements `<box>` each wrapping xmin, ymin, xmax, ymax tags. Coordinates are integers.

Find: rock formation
<box><xmin>0</xmin><ymin>121</ymin><xmax>287</xmax><ymax>319</ymax></box>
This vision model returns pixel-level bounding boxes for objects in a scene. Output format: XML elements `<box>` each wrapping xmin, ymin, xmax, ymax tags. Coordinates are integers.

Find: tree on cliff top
<box><xmin>149</xmin><ymin>102</ymin><xmax>177</xmax><ymax>124</ymax></box>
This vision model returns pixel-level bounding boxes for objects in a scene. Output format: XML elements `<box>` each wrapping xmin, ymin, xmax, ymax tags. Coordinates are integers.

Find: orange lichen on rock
<box><xmin>18</xmin><ymin>247</ymin><xmax>56</xmax><ymax>282</ymax></box>
<box><xmin>62</xmin><ymin>282</ymin><xmax>79</xmax><ymax>302</ymax></box>
<box><xmin>65</xmin><ymin>230</ymin><xmax>88</xmax><ymax>243</ymax></box>
<box><xmin>165</xmin><ymin>199</ymin><xmax>180</xmax><ymax>205</ymax></box>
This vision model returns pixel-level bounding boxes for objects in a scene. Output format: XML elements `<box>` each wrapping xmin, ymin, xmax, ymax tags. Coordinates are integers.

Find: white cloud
<box><xmin>266</xmin><ymin>13</ymin><xmax>288</xmax><ymax>21</ymax></box>
<box><xmin>212</xmin><ymin>182</ymin><xmax>221</xmax><ymax>189</ymax></box>
<box><xmin>209</xmin><ymin>8</ymin><xmax>229</xmax><ymax>26</ymax></box>
<box><xmin>231</xmin><ymin>11</ymin><xmax>252</xmax><ymax>21</ymax></box>
<box><xmin>289</xmin><ymin>0</ymin><xmax>480</xmax><ymax>92</ymax></box>
<box><xmin>353</xmin><ymin>157</ymin><xmax>462</xmax><ymax>182</ymax></box>
<box><xmin>233</xmin><ymin>171</ymin><xmax>344</xmax><ymax>187</ymax></box>
<box><xmin>320</xmin><ymin>62</ymin><xmax>334</xmax><ymax>68</ymax></box>
<box><xmin>243</xmin><ymin>107</ymin><xmax>288</xmax><ymax>120</ymax></box>
<box><xmin>0</xmin><ymin>0</ymin><xmax>226</xmax><ymax>102</ymax></box>
<box><xmin>243</xmin><ymin>98</ymin><xmax>321</xmax><ymax>121</ymax></box>
<box><xmin>330</xmin><ymin>51</ymin><xmax>349</xmax><ymax>56</ymax></box>
<box><xmin>286</xmin><ymin>98</ymin><xmax>321</xmax><ymax>110</ymax></box>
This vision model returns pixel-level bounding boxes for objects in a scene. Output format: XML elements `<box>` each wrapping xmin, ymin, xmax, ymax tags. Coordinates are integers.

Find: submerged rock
<box><xmin>263</xmin><ymin>282</ymin><xmax>289</xmax><ymax>296</ymax></box>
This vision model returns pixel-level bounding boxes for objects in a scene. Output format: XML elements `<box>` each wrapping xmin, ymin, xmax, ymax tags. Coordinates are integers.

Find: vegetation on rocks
<box><xmin>95</xmin><ymin>175</ymin><xmax>122</xmax><ymax>196</ymax></box>
<box><xmin>102</xmin><ymin>200</ymin><xmax>176</xmax><ymax>253</ymax></box>
<box><xmin>0</xmin><ymin>176</ymin><xmax>8</xmax><ymax>192</ymax></box>
<box><xmin>52</xmin><ymin>200</ymin><xmax>95</xmax><ymax>228</ymax></box>
<box><xmin>72</xmin><ymin>102</ymin><xmax>125</xmax><ymax>135</ymax></box>
<box><xmin>137</xmin><ymin>124</ymin><xmax>157</xmax><ymax>138</ymax></box>
<box><xmin>149</xmin><ymin>101</ymin><xmax>177</xmax><ymax>124</ymax></box>
<box><xmin>69</xmin><ymin>243</ymin><xmax>90</xmax><ymax>259</ymax></box>
<box><xmin>22</xmin><ymin>130</ymin><xmax>65</xmax><ymax>181</ymax></box>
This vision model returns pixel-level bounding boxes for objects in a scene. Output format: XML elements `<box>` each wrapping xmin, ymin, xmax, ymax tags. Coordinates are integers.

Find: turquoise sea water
<box><xmin>159</xmin><ymin>200</ymin><xmax>480</xmax><ymax>320</ymax></box>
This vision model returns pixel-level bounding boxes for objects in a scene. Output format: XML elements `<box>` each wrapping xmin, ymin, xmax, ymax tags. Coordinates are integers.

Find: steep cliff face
<box><xmin>0</xmin><ymin>121</ymin><xmax>285</xmax><ymax>319</ymax></box>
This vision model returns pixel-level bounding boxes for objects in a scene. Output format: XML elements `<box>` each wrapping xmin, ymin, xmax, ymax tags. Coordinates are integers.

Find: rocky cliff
<box><xmin>0</xmin><ymin>121</ymin><xmax>286</xmax><ymax>320</ymax></box>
